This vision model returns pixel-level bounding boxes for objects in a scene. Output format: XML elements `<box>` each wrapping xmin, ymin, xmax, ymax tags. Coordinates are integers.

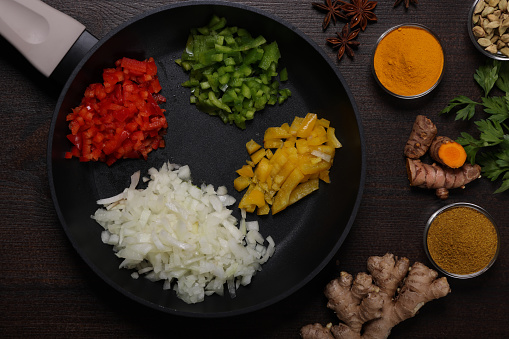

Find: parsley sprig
<box><xmin>440</xmin><ymin>60</ymin><xmax>509</xmax><ymax>193</ymax></box>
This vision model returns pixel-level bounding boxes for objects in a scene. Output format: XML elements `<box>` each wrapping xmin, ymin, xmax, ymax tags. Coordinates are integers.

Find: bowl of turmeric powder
<box><xmin>372</xmin><ymin>24</ymin><xmax>445</xmax><ymax>99</ymax></box>
<box><xmin>424</xmin><ymin>202</ymin><xmax>500</xmax><ymax>279</ymax></box>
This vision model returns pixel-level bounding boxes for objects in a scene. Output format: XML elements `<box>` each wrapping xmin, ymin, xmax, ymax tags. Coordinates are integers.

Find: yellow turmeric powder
<box><xmin>373</xmin><ymin>25</ymin><xmax>444</xmax><ymax>97</ymax></box>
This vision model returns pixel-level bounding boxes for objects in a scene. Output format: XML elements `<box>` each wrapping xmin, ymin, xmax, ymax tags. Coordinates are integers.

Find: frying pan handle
<box><xmin>0</xmin><ymin>0</ymin><xmax>98</xmax><ymax>83</ymax></box>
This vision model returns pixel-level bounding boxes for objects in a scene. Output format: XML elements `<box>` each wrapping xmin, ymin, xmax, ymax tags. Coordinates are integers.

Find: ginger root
<box><xmin>429</xmin><ymin>136</ymin><xmax>467</xmax><ymax>169</ymax></box>
<box><xmin>404</xmin><ymin>115</ymin><xmax>437</xmax><ymax>159</ymax></box>
<box><xmin>300</xmin><ymin>254</ymin><xmax>451</xmax><ymax>339</ymax></box>
<box><xmin>406</xmin><ymin>158</ymin><xmax>481</xmax><ymax>199</ymax></box>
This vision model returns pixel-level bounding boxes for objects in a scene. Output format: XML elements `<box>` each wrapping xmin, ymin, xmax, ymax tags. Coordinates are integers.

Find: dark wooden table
<box><xmin>1</xmin><ymin>0</ymin><xmax>508</xmax><ymax>338</ymax></box>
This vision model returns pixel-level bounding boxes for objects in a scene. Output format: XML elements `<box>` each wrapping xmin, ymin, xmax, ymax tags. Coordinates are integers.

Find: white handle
<box><xmin>0</xmin><ymin>0</ymin><xmax>85</xmax><ymax>77</ymax></box>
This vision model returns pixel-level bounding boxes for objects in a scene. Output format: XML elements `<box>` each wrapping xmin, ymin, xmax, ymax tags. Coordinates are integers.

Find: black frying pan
<box><xmin>2</xmin><ymin>0</ymin><xmax>365</xmax><ymax>317</ymax></box>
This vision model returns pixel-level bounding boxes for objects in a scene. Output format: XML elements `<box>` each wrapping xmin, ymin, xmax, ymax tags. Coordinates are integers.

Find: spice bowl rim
<box><xmin>371</xmin><ymin>23</ymin><xmax>445</xmax><ymax>100</ymax></box>
<box><xmin>468</xmin><ymin>0</ymin><xmax>509</xmax><ymax>61</ymax></box>
<box><xmin>423</xmin><ymin>202</ymin><xmax>500</xmax><ymax>279</ymax></box>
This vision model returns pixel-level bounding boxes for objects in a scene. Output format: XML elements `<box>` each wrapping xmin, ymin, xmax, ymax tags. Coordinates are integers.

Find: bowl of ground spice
<box><xmin>424</xmin><ymin>202</ymin><xmax>500</xmax><ymax>279</ymax></box>
<box><xmin>372</xmin><ymin>24</ymin><xmax>445</xmax><ymax>99</ymax></box>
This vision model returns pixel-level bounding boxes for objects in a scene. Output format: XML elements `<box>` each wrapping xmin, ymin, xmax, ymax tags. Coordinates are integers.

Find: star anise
<box><xmin>341</xmin><ymin>0</ymin><xmax>377</xmax><ymax>31</ymax></box>
<box><xmin>393</xmin><ymin>0</ymin><xmax>418</xmax><ymax>8</ymax></box>
<box><xmin>326</xmin><ymin>23</ymin><xmax>360</xmax><ymax>60</ymax></box>
<box><xmin>312</xmin><ymin>0</ymin><xmax>348</xmax><ymax>30</ymax></box>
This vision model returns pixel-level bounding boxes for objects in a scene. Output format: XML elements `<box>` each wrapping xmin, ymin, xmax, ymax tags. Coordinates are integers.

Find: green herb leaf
<box><xmin>474</xmin><ymin>60</ymin><xmax>500</xmax><ymax>96</ymax></box>
<box><xmin>476</xmin><ymin>119</ymin><xmax>506</xmax><ymax>147</ymax></box>
<box><xmin>456</xmin><ymin>132</ymin><xmax>482</xmax><ymax>164</ymax></box>
<box><xmin>493</xmin><ymin>176</ymin><xmax>509</xmax><ymax>193</ymax></box>
<box><xmin>479</xmin><ymin>142</ymin><xmax>509</xmax><ymax>193</ymax></box>
<box><xmin>439</xmin><ymin>95</ymin><xmax>478</xmax><ymax>120</ymax></box>
<box><xmin>446</xmin><ymin>59</ymin><xmax>509</xmax><ymax>194</ymax></box>
<box><xmin>481</xmin><ymin>96</ymin><xmax>509</xmax><ymax>123</ymax></box>
<box><xmin>495</xmin><ymin>61</ymin><xmax>509</xmax><ymax>93</ymax></box>
<box><xmin>479</xmin><ymin>153</ymin><xmax>505</xmax><ymax>181</ymax></box>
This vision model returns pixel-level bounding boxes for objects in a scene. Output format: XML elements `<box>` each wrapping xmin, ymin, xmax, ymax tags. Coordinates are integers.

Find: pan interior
<box><xmin>48</xmin><ymin>1</ymin><xmax>364</xmax><ymax>317</ymax></box>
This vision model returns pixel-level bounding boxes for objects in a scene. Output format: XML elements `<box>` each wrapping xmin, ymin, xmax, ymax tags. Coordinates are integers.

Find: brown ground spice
<box><xmin>427</xmin><ymin>206</ymin><xmax>498</xmax><ymax>275</ymax></box>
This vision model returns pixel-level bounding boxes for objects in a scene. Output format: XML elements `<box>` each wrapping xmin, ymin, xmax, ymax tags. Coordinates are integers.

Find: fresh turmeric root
<box><xmin>406</xmin><ymin>158</ymin><xmax>481</xmax><ymax>200</ymax></box>
<box><xmin>404</xmin><ymin>115</ymin><xmax>437</xmax><ymax>159</ymax></box>
<box><xmin>300</xmin><ymin>253</ymin><xmax>451</xmax><ymax>339</ymax></box>
<box><xmin>429</xmin><ymin>136</ymin><xmax>467</xmax><ymax>168</ymax></box>
<box><xmin>403</xmin><ymin>115</ymin><xmax>480</xmax><ymax>199</ymax></box>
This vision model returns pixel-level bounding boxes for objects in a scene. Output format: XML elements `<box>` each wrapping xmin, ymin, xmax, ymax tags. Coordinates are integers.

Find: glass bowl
<box><xmin>371</xmin><ymin>23</ymin><xmax>445</xmax><ymax>99</ymax></box>
<box><xmin>423</xmin><ymin>202</ymin><xmax>500</xmax><ymax>279</ymax></box>
<box><xmin>469</xmin><ymin>0</ymin><xmax>509</xmax><ymax>60</ymax></box>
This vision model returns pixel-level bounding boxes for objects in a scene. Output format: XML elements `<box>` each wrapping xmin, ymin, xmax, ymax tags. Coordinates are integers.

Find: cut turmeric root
<box><xmin>429</xmin><ymin>136</ymin><xmax>467</xmax><ymax>168</ymax></box>
<box><xmin>404</xmin><ymin>115</ymin><xmax>480</xmax><ymax>199</ymax></box>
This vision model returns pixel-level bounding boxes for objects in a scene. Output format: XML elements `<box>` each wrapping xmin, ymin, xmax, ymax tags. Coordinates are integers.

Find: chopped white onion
<box><xmin>95</xmin><ymin>189</ymin><xmax>126</xmax><ymax>205</ymax></box>
<box><xmin>311</xmin><ymin>150</ymin><xmax>332</xmax><ymax>162</ymax></box>
<box><xmin>218</xmin><ymin>194</ymin><xmax>236</xmax><ymax>207</ymax></box>
<box><xmin>129</xmin><ymin>170</ymin><xmax>140</xmax><ymax>190</ymax></box>
<box><xmin>91</xmin><ymin>161</ymin><xmax>275</xmax><ymax>304</ymax></box>
<box><xmin>96</xmin><ymin>171</ymin><xmax>141</xmax><ymax>205</ymax></box>
<box><xmin>246</xmin><ymin>221</ymin><xmax>259</xmax><ymax>232</ymax></box>
<box><xmin>216</xmin><ymin>186</ymin><xmax>228</xmax><ymax>196</ymax></box>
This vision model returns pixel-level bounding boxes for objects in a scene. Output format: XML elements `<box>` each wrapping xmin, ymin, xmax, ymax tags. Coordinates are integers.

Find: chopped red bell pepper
<box><xmin>65</xmin><ymin>57</ymin><xmax>167</xmax><ymax>165</ymax></box>
<box><xmin>120</xmin><ymin>57</ymin><xmax>147</xmax><ymax>75</ymax></box>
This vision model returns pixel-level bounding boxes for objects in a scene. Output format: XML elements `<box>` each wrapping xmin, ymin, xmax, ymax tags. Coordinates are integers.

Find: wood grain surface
<box><xmin>1</xmin><ymin>0</ymin><xmax>508</xmax><ymax>338</ymax></box>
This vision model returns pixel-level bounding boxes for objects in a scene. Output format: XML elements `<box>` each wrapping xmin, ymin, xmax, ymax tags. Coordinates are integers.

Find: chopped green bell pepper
<box><xmin>176</xmin><ymin>16</ymin><xmax>291</xmax><ymax>129</ymax></box>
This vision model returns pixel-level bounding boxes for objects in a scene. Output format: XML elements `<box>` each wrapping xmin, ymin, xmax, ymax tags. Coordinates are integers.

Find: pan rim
<box><xmin>47</xmin><ymin>0</ymin><xmax>366</xmax><ymax>318</ymax></box>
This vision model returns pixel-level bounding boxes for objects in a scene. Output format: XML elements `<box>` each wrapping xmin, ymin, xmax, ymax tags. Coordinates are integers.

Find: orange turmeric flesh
<box><xmin>437</xmin><ymin>141</ymin><xmax>467</xmax><ymax>168</ymax></box>
<box><xmin>430</xmin><ymin>136</ymin><xmax>467</xmax><ymax>169</ymax></box>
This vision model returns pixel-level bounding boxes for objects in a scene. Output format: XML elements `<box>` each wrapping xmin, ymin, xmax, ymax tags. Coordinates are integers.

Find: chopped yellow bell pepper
<box><xmin>246</xmin><ymin>139</ymin><xmax>262</xmax><ymax>154</ymax></box>
<box><xmin>272</xmin><ymin>168</ymin><xmax>305</xmax><ymax>214</ymax></box>
<box><xmin>269</xmin><ymin>149</ymin><xmax>288</xmax><ymax>177</ymax></box>
<box><xmin>264</xmin><ymin>189</ymin><xmax>276</xmax><ymax>205</ymax></box>
<box><xmin>264</xmin><ymin>127</ymin><xmax>291</xmax><ymax>140</ymax></box>
<box><xmin>250</xmin><ymin>148</ymin><xmax>266</xmax><ymax>165</ymax></box>
<box><xmin>289</xmin><ymin>116</ymin><xmax>303</xmax><ymax>135</ymax></box>
<box><xmin>273</xmin><ymin>160</ymin><xmax>297</xmax><ymax>190</ymax></box>
<box><xmin>295</xmin><ymin>138</ymin><xmax>309</xmax><ymax>154</ymax></box>
<box><xmin>326</xmin><ymin>126</ymin><xmax>342</xmax><ymax>148</ymax></box>
<box><xmin>236</xmin><ymin>164</ymin><xmax>254</xmax><ymax>177</ymax></box>
<box><xmin>316</xmin><ymin>118</ymin><xmax>330</xmax><ymax>128</ymax></box>
<box><xmin>265</xmin><ymin>149</ymin><xmax>274</xmax><ymax>159</ymax></box>
<box><xmin>269</xmin><ymin>147</ymin><xmax>287</xmax><ymax>165</ymax></box>
<box><xmin>307</xmin><ymin>125</ymin><xmax>328</xmax><ymax>146</ymax></box>
<box><xmin>264</xmin><ymin>139</ymin><xmax>284</xmax><ymax>149</ymax></box>
<box><xmin>309</xmin><ymin>172</ymin><xmax>320</xmax><ymax>180</ymax></box>
<box><xmin>234</xmin><ymin>113</ymin><xmax>342</xmax><ymax>215</ymax></box>
<box><xmin>319</xmin><ymin>170</ymin><xmax>331</xmax><ymax>183</ymax></box>
<box><xmin>283</xmin><ymin>136</ymin><xmax>297</xmax><ymax>148</ymax></box>
<box><xmin>280</xmin><ymin>122</ymin><xmax>291</xmax><ymax>132</ymax></box>
<box><xmin>285</xmin><ymin>146</ymin><xmax>298</xmax><ymax>157</ymax></box>
<box><xmin>255</xmin><ymin>158</ymin><xmax>272</xmax><ymax>183</ymax></box>
<box><xmin>289</xmin><ymin>178</ymin><xmax>319</xmax><ymax>205</ymax></box>
<box><xmin>300</xmin><ymin>159</ymin><xmax>332</xmax><ymax>175</ymax></box>
<box><xmin>244</xmin><ymin>188</ymin><xmax>265</xmax><ymax>208</ymax></box>
<box><xmin>296</xmin><ymin>113</ymin><xmax>317</xmax><ymax>138</ymax></box>
<box><xmin>257</xmin><ymin>204</ymin><xmax>271</xmax><ymax>215</ymax></box>
<box><xmin>234</xmin><ymin>176</ymin><xmax>251</xmax><ymax>191</ymax></box>
<box><xmin>238</xmin><ymin>184</ymin><xmax>257</xmax><ymax>211</ymax></box>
